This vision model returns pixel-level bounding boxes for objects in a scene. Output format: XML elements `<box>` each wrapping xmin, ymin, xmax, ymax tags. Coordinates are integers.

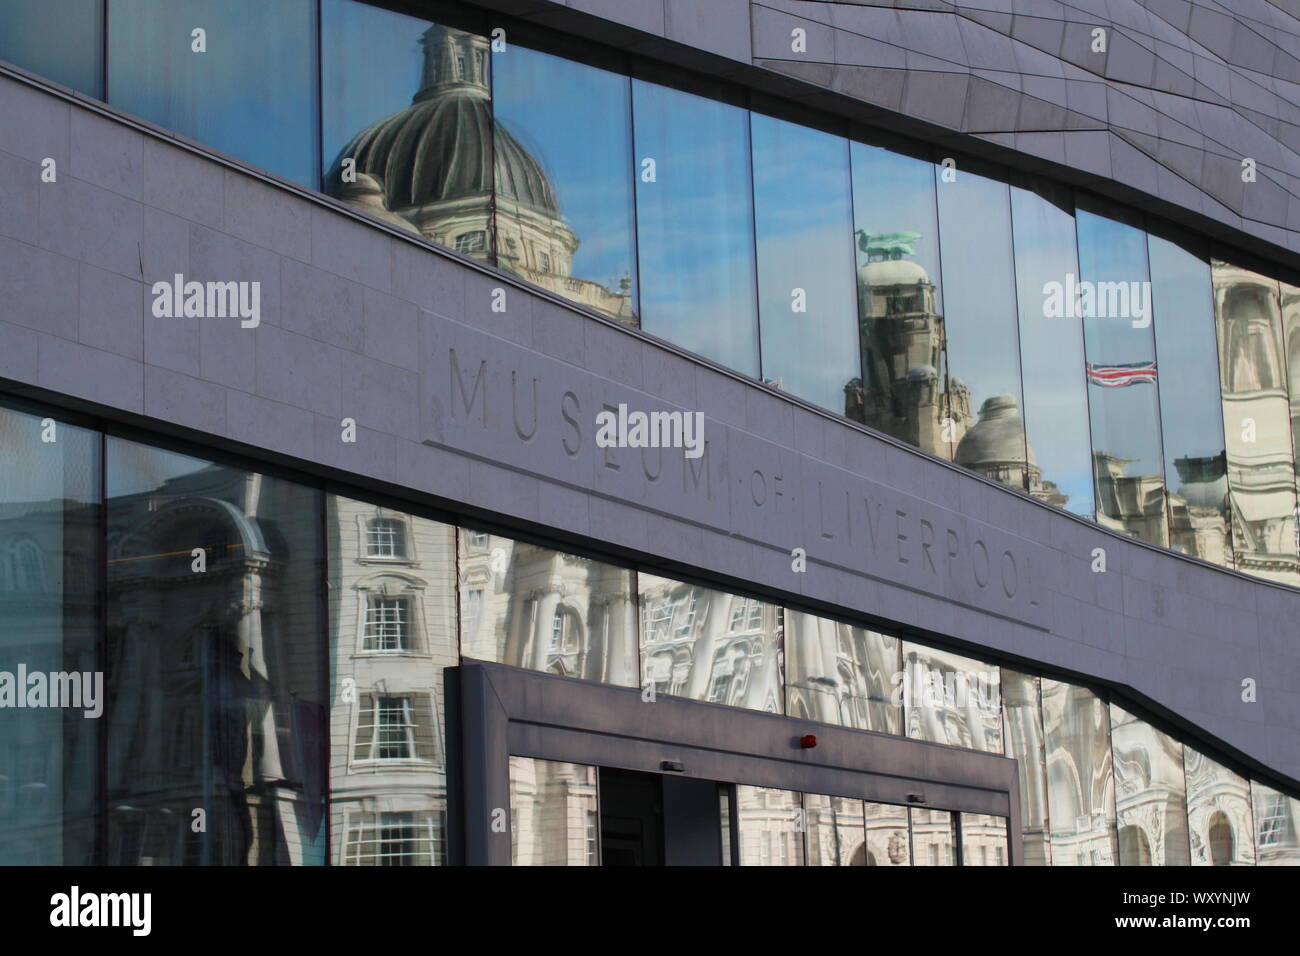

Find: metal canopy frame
<box><xmin>456</xmin><ymin>662</ymin><xmax>1024</xmax><ymax>865</ymax></box>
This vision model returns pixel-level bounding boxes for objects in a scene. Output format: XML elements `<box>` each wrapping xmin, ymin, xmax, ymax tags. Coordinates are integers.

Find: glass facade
<box><xmin>6</xmin><ymin>0</ymin><xmax>1300</xmax><ymax>587</ymax></box>
<box><xmin>107</xmin><ymin>0</ymin><xmax>319</xmax><ymax>187</ymax></box>
<box><xmin>0</xmin><ymin>393</ymin><xmax>1297</xmax><ymax>865</ymax></box>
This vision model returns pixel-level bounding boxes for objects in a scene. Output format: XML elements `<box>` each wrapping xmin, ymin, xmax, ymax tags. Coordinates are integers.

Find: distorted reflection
<box><xmin>960</xmin><ymin>813</ymin><xmax>1008</xmax><ymax>865</ymax></box>
<box><xmin>1110</xmin><ymin>704</ymin><xmax>1189</xmax><ymax>865</ymax></box>
<box><xmin>0</xmin><ymin>405</ymin><xmax>99</xmax><ymax>865</ymax></box>
<box><xmin>784</xmin><ymin>610</ymin><xmax>900</xmax><ymax>734</ymax></box>
<box><xmin>734</xmin><ymin>785</ymin><xmax>804</xmax><ymax>865</ymax></box>
<box><xmin>803</xmin><ymin>793</ymin><xmax>866</xmax><ymax>866</ymax></box>
<box><xmin>1149</xmin><ymin>236</ymin><xmax>1233</xmax><ymax>567</ymax></box>
<box><xmin>1251</xmin><ymin>780</ymin><xmax>1300</xmax><ymax>866</ymax></box>
<box><xmin>863</xmin><ymin>801</ymin><xmax>911</xmax><ymax>865</ymax></box>
<box><xmin>1282</xmin><ymin>282</ymin><xmax>1300</xmax><ymax>490</ymax></box>
<box><xmin>459</xmin><ymin>530</ymin><xmax>637</xmax><ymax>686</ymax></box>
<box><xmin>638</xmin><ymin>574</ymin><xmax>783</xmax><ymax>713</ymax></box>
<box><xmin>323</xmin><ymin>3</ymin><xmax>495</xmax><ymax>262</ymax></box>
<box><xmin>1041</xmin><ymin>678</ymin><xmax>1116</xmax><ymax>865</ymax></box>
<box><xmin>910</xmin><ymin>808</ymin><xmax>954</xmax><ymax>865</ymax></box>
<box><xmin>1002</xmin><ymin>668</ymin><xmax>1051</xmax><ymax>865</ymax></box>
<box><xmin>509</xmin><ymin>757</ymin><xmax>598</xmax><ymax>865</ymax></box>
<box><xmin>492</xmin><ymin>44</ymin><xmax>639</xmax><ymax>323</ymax></box>
<box><xmin>105</xmin><ymin>440</ymin><xmax>326</xmax><ymax>865</ymax></box>
<box><xmin>903</xmin><ymin>644</ymin><xmax>1002</xmax><ymax>753</ymax></box>
<box><xmin>1185</xmin><ymin>747</ymin><xmax>1255</xmax><ymax>865</ymax></box>
<box><xmin>329</xmin><ymin>496</ymin><xmax>456</xmax><ymax>865</ymax></box>
<box><xmin>938</xmin><ymin>169</ymin><xmax>1027</xmax><ymax>486</ymax></box>
<box><xmin>1213</xmin><ymin>262</ymin><xmax>1300</xmax><ymax>586</ymax></box>
<box><xmin>849</xmin><ymin>143</ymin><xmax>948</xmax><ymax>455</ymax></box>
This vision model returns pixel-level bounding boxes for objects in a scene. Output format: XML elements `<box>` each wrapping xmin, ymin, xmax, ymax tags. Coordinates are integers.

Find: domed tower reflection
<box><xmin>325</xmin><ymin>24</ymin><xmax>634</xmax><ymax>322</ymax></box>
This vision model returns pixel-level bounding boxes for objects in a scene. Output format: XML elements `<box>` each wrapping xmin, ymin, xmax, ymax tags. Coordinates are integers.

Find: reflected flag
<box><xmin>1086</xmin><ymin>360</ymin><xmax>1157</xmax><ymax>387</ymax></box>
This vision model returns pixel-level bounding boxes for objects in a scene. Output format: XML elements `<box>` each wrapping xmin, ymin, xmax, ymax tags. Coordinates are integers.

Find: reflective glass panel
<box><xmin>632</xmin><ymin>80</ymin><xmax>759</xmax><ymax>375</ymax></box>
<box><xmin>1213</xmin><ymin>262</ymin><xmax>1299</xmax><ymax>585</ymax></box>
<box><xmin>329</xmin><ymin>496</ymin><xmax>456</xmax><ymax>865</ymax></box>
<box><xmin>1041</xmin><ymin>678</ymin><xmax>1116</xmax><ymax>865</ymax></box>
<box><xmin>0</xmin><ymin>402</ymin><xmax>99</xmax><ymax>865</ymax></box>
<box><xmin>108</xmin><ymin>0</ymin><xmax>318</xmax><ymax>186</ymax></box>
<box><xmin>902</xmin><ymin>643</ymin><xmax>1001</xmax><ymax>753</ymax></box>
<box><xmin>751</xmin><ymin>113</ymin><xmax>859</xmax><ymax>411</ymax></box>
<box><xmin>862</xmin><ymin>801</ymin><xmax>911</xmax><ymax>866</ymax></box>
<box><xmin>1251</xmin><ymin>780</ymin><xmax>1300</xmax><ymax>866</ymax></box>
<box><xmin>960</xmin><ymin>813</ymin><xmax>1008</xmax><ymax>866</ymax></box>
<box><xmin>1185</xmin><ymin>747</ymin><xmax>1255</xmax><ymax>866</ymax></box>
<box><xmin>105</xmin><ymin>439</ymin><xmax>326</xmax><ymax>865</ymax></box>
<box><xmin>803</xmin><ymin>793</ymin><xmax>866</xmax><ymax>866</ymax></box>
<box><xmin>849</xmin><ymin>142</ymin><xmax>945</xmax><ymax>450</ymax></box>
<box><xmin>493</xmin><ymin>45</ymin><xmax>638</xmax><ymax>324</ymax></box>
<box><xmin>734</xmin><ymin>785</ymin><xmax>804</xmax><ymax>866</ymax></box>
<box><xmin>784</xmin><ymin>610</ymin><xmax>900</xmax><ymax>734</ymax></box>
<box><xmin>1150</xmin><ymin>236</ymin><xmax>1233</xmax><ymax>567</ymax></box>
<box><xmin>321</xmin><ymin>0</ymin><xmax>492</xmax><ymax>261</ymax></box>
<box><xmin>1075</xmin><ymin>200</ymin><xmax>1168</xmax><ymax>546</ymax></box>
<box><xmin>1110</xmin><ymin>704</ymin><xmax>1189</xmax><ymax>865</ymax></box>
<box><xmin>1002</xmin><ymin>668</ymin><xmax>1051</xmax><ymax>865</ymax></box>
<box><xmin>910</xmin><ymin>807</ymin><xmax>954</xmax><ymax>865</ymax></box>
<box><xmin>638</xmin><ymin>573</ymin><xmax>782</xmax><ymax>712</ymax></box>
<box><xmin>938</xmin><ymin>169</ymin><xmax>1028</xmax><ymax>484</ymax></box>
<box><xmin>1010</xmin><ymin>180</ymin><xmax>1094</xmax><ymax>515</ymax></box>
<box><xmin>460</xmin><ymin>530</ymin><xmax>637</xmax><ymax>686</ymax></box>
<box><xmin>0</xmin><ymin>0</ymin><xmax>102</xmax><ymax>96</ymax></box>
<box><xmin>508</xmin><ymin>757</ymin><xmax>598</xmax><ymax>865</ymax></box>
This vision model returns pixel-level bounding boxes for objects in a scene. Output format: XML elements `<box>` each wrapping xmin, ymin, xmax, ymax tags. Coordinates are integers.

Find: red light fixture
<box><xmin>799</xmin><ymin>734</ymin><xmax>817</xmax><ymax>749</ymax></box>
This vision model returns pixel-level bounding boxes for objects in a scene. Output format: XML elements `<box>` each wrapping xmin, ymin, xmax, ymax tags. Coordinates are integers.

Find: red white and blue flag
<box><xmin>1086</xmin><ymin>361</ymin><xmax>1157</xmax><ymax>387</ymax></box>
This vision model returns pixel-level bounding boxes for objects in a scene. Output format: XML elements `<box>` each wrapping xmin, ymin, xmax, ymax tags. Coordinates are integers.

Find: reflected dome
<box><xmin>860</xmin><ymin>257</ymin><xmax>930</xmax><ymax>289</ymax></box>
<box><xmin>955</xmin><ymin>395</ymin><xmax>1037</xmax><ymax>469</ymax></box>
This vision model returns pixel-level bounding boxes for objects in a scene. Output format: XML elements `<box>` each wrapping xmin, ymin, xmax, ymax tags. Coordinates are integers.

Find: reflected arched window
<box><xmin>3</xmin><ymin>537</ymin><xmax>47</xmax><ymax>593</ymax></box>
<box><xmin>1119</xmin><ymin>825</ymin><xmax>1152</xmax><ymax>865</ymax></box>
<box><xmin>1208</xmin><ymin>812</ymin><xmax>1234</xmax><ymax>866</ymax></box>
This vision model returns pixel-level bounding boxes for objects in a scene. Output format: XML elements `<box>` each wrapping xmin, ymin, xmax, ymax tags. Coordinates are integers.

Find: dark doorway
<box><xmin>597</xmin><ymin>768</ymin><xmax>727</xmax><ymax>866</ymax></box>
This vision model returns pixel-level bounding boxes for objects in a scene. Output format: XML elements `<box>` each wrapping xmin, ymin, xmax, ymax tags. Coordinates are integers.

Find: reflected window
<box><xmin>108</xmin><ymin>0</ymin><xmax>318</xmax><ymax>186</ymax></box>
<box><xmin>1185</xmin><ymin>747</ymin><xmax>1255</xmax><ymax>866</ymax></box>
<box><xmin>493</xmin><ymin>44</ymin><xmax>638</xmax><ymax>324</ymax></box>
<box><xmin>938</xmin><ymin>167</ymin><xmax>1026</xmax><ymax>481</ymax></box>
<box><xmin>1150</xmin><ymin>235</ymin><xmax>1233</xmax><ymax>567</ymax></box>
<box><xmin>735</xmin><ymin>786</ymin><xmax>804</xmax><ymax>866</ymax></box>
<box><xmin>1041</xmin><ymin>678</ymin><xmax>1117</xmax><ymax>865</ymax></box>
<box><xmin>459</xmin><ymin>532</ymin><xmax>637</xmax><ymax>686</ymax></box>
<box><xmin>960</xmin><ymin>813</ymin><xmax>1008</xmax><ymax>866</ymax></box>
<box><xmin>1010</xmin><ymin>179</ymin><xmax>1094</xmax><ymax>515</ymax></box>
<box><xmin>365</xmin><ymin>517</ymin><xmax>406</xmax><ymax>559</ymax></box>
<box><xmin>321</xmin><ymin>0</ymin><xmax>493</xmax><ymax>260</ymax></box>
<box><xmin>910</xmin><ymin>808</ymin><xmax>954</xmax><ymax>865</ymax></box>
<box><xmin>343</xmin><ymin>811</ymin><xmax>441</xmax><ymax>866</ymax></box>
<box><xmin>638</xmin><ymin>574</ymin><xmax>783</xmax><ymax>713</ymax></box>
<box><xmin>0</xmin><ymin>0</ymin><xmax>102</xmax><ymax>96</ymax></box>
<box><xmin>785</xmin><ymin>610</ymin><xmax>901</xmax><ymax>734</ymax></box>
<box><xmin>633</xmin><ymin>80</ymin><xmax>759</xmax><ymax>375</ymax></box>
<box><xmin>1076</xmin><ymin>199</ymin><xmax>1168</xmax><ymax>546</ymax></box>
<box><xmin>903</xmin><ymin>644</ymin><xmax>1001</xmax><ymax>753</ymax></box>
<box><xmin>1213</xmin><ymin>262</ymin><xmax>1299</xmax><ymax>586</ymax></box>
<box><xmin>1252</xmin><ymin>782</ymin><xmax>1300</xmax><ymax>865</ymax></box>
<box><xmin>1110</xmin><ymin>704</ymin><xmax>1189</xmax><ymax>865</ymax></box>
<box><xmin>106</xmin><ymin>439</ymin><xmax>327</xmax><ymax>865</ymax></box>
<box><xmin>363</xmin><ymin>596</ymin><xmax>410</xmax><ymax>650</ymax></box>
<box><xmin>849</xmin><ymin>142</ymin><xmax>944</xmax><ymax>448</ymax></box>
<box><xmin>751</xmin><ymin>113</ymin><xmax>859</xmax><ymax>410</ymax></box>
<box><xmin>509</xmin><ymin>757</ymin><xmax>598</xmax><ymax>866</ymax></box>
